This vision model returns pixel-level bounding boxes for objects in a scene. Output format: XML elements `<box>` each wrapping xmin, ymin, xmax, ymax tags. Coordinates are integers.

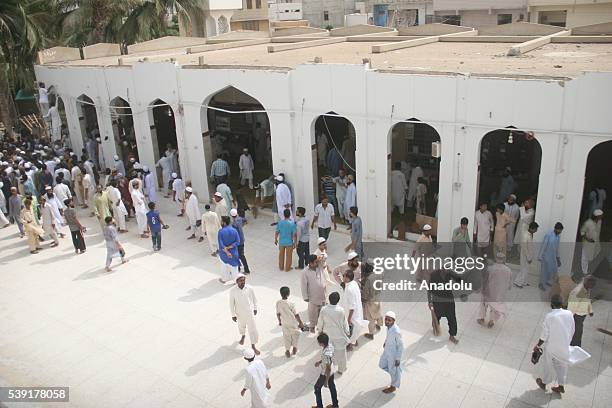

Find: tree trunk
<box><xmin>0</xmin><ymin>66</ymin><xmax>17</xmax><ymax>139</ymax></box>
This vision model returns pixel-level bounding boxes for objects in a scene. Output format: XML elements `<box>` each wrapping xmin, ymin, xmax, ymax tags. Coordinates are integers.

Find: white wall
<box><xmin>35</xmin><ymin>63</ymin><xmax>612</xmax><ymax>260</ymax></box>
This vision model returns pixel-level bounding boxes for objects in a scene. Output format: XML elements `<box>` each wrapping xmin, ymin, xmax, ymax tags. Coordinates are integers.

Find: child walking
<box><xmin>146</xmin><ymin>202</ymin><xmax>168</xmax><ymax>251</ymax></box>
<box><xmin>103</xmin><ymin>216</ymin><xmax>128</xmax><ymax>271</ymax></box>
<box><xmin>276</xmin><ymin>286</ymin><xmax>304</xmax><ymax>357</ymax></box>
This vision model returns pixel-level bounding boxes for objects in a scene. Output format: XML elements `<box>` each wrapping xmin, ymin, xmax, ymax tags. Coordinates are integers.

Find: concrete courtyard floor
<box><xmin>0</xmin><ymin>197</ymin><xmax>611</xmax><ymax>408</ymax></box>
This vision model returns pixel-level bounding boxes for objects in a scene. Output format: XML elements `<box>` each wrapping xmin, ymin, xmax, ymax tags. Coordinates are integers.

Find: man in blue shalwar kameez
<box><xmin>538</xmin><ymin>222</ymin><xmax>563</xmax><ymax>291</ymax></box>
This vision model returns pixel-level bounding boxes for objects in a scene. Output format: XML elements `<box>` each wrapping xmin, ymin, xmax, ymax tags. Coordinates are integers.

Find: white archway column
<box><xmin>436</xmin><ymin>123</ymin><xmax>456</xmax><ymax>242</ymax></box>
<box><xmin>94</xmin><ymin>96</ymin><xmax>118</xmax><ymax>169</ymax></box>
<box><xmin>131</xmin><ymin>101</ymin><xmax>156</xmax><ymax>174</ymax></box>
<box><xmin>62</xmin><ymin>95</ymin><xmax>85</xmax><ymax>159</ymax></box>
<box><xmin>183</xmin><ymin>103</ymin><xmax>210</xmax><ymax>201</ymax></box>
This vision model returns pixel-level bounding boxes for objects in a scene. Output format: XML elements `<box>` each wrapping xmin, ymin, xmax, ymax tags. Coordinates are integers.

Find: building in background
<box><xmin>528</xmin><ymin>0</ymin><xmax>612</xmax><ymax>28</ymax></box>
<box><xmin>231</xmin><ymin>0</ymin><xmax>270</xmax><ymax>32</ymax></box>
<box><xmin>363</xmin><ymin>1</ymin><xmax>433</xmax><ymax>27</ymax></box>
<box><xmin>269</xmin><ymin>0</ymin><xmax>304</xmax><ymax>22</ymax></box>
<box><xmin>432</xmin><ymin>0</ymin><xmax>528</xmax><ymax>27</ymax></box>
<box><xmin>302</xmin><ymin>0</ymin><xmax>357</xmax><ymax>28</ymax></box>
<box><xmin>180</xmin><ymin>0</ymin><xmax>243</xmax><ymax>37</ymax></box>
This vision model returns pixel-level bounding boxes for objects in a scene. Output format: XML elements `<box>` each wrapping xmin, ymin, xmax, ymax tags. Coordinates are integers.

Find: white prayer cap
<box><xmin>214</xmin><ymin>191</ymin><xmax>222</xmax><ymax>197</ymax></box>
<box><xmin>113</xmin><ymin>155</ymin><xmax>119</xmax><ymax>160</ymax></box>
<box><xmin>0</xmin><ymin>182</ymin><xmax>3</xmax><ymax>188</ymax></box>
<box><xmin>185</xmin><ymin>186</ymin><xmax>193</xmax><ymax>193</ymax></box>
<box><xmin>45</xmin><ymin>186</ymin><xmax>52</xmax><ymax>191</ymax></box>
<box><xmin>243</xmin><ymin>348</ymin><xmax>255</xmax><ymax>359</ymax></box>
<box><xmin>384</xmin><ymin>311</ymin><xmax>396</xmax><ymax>320</ymax></box>
<box><xmin>129</xmin><ymin>157</ymin><xmax>136</xmax><ymax>162</ymax></box>
<box><xmin>142</xmin><ymin>165</ymin><xmax>149</xmax><ymax>172</ymax></box>
<box><xmin>509</xmin><ymin>194</ymin><xmax>517</xmax><ymax>200</ymax></box>
<box><xmin>275</xmin><ymin>175</ymin><xmax>284</xmax><ymax>182</ymax></box>
<box><xmin>54</xmin><ymin>158</ymin><xmax>60</xmax><ymax>163</ymax></box>
<box><xmin>5</xmin><ymin>167</ymin><xmax>13</xmax><ymax>174</ymax></box>
<box><xmin>117</xmin><ymin>173</ymin><xmax>123</xmax><ymax>177</ymax></box>
<box><xmin>171</xmin><ymin>172</ymin><xmax>177</xmax><ymax>178</ymax></box>
<box><xmin>236</xmin><ymin>273</ymin><xmax>246</xmax><ymax>281</ymax></box>
<box><xmin>593</xmin><ymin>209</ymin><xmax>604</xmax><ymax>217</ymax></box>
<box><xmin>96</xmin><ymin>137</ymin><xmax>101</xmax><ymax>142</ymax></box>
<box><xmin>347</xmin><ymin>251</ymin><xmax>358</xmax><ymax>261</ymax></box>
<box><xmin>24</xmin><ymin>163</ymin><xmax>31</xmax><ymax>169</ymax></box>
<box><xmin>422</xmin><ymin>224</ymin><xmax>432</xmax><ymax>231</ymax></box>
<box><xmin>317</xmin><ymin>237</ymin><xmax>327</xmax><ymax>245</ymax></box>
<box><xmin>19</xmin><ymin>150</ymin><xmax>25</xmax><ymax>154</ymax></box>
<box><xmin>134</xmin><ymin>163</ymin><xmax>142</xmax><ymax>170</ymax></box>
<box><xmin>230</xmin><ymin>208</ymin><xmax>238</xmax><ymax>217</ymax></box>
<box><xmin>243</xmin><ymin>148</ymin><xmax>248</xmax><ymax>152</ymax></box>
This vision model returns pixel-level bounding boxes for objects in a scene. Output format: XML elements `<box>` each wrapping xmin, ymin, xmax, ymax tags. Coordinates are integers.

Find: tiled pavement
<box><xmin>0</xmin><ymin>197</ymin><xmax>611</xmax><ymax>408</ymax></box>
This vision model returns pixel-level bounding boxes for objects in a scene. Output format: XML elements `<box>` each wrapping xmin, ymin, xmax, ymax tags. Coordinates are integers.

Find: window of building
<box><xmin>243</xmin><ymin>20</ymin><xmax>260</xmax><ymax>31</ymax></box>
<box><xmin>256</xmin><ymin>0</ymin><xmax>261</xmax><ymax>8</ymax></box>
<box><xmin>246</xmin><ymin>0</ymin><xmax>252</xmax><ymax>9</ymax></box>
<box><xmin>538</xmin><ymin>10</ymin><xmax>567</xmax><ymax>27</ymax></box>
<box><xmin>324</xmin><ymin>11</ymin><xmax>329</xmax><ymax>21</ymax></box>
<box><xmin>497</xmin><ymin>14</ymin><xmax>512</xmax><ymax>25</ymax></box>
<box><xmin>440</xmin><ymin>15</ymin><xmax>460</xmax><ymax>26</ymax></box>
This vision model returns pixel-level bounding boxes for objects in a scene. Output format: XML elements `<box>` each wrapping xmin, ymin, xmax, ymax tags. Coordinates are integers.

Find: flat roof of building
<box><xmin>40</xmin><ymin>22</ymin><xmax>612</xmax><ymax>79</ymax></box>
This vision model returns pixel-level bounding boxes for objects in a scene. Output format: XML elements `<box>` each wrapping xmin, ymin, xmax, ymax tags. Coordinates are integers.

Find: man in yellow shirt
<box><xmin>567</xmin><ymin>276</ymin><xmax>595</xmax><ymax>347</ymax></box>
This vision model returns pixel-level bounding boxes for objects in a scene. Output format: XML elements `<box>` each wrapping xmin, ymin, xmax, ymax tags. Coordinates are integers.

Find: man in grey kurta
<box><xmin>301</xmin><ymin>254</ymin><xmax>327</xmax><ymax>333</ymax></box>
<box><xmin>8</xmin><ymin>187</ymin><xmax>24</xmax><ymax>236</ymax></box>
<box><xmin>347</xmin><ymin>206</ymin><xmax>363</xmax><ymax>259</ymax></box>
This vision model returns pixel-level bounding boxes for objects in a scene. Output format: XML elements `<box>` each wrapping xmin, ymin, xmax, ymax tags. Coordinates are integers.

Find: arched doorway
<box><xmin>388</xmin><ymin>119</ymin><xmax>441</xmax><ymax>237</ymax></box>
<box><xmin>149</xmin><ymin>99</ymin><xmax>178</xmax><ymax>162</ymax></box>
<box><xmin>575</xmin><ymin>140</ymin><xmax>612</xmax><ymax>283</ymax></box>
<box><xmin>202</xmin><ymin>86</ymin><xmax>271</xmax><ymax>203</ymax></box>
<box><xmin>312</xmin><ymin>112</ymin><xmax>356</xmax><ymax>220</ymax></box>
<box><xmin>478</xmin><ymin>127</ymin><xmax>542</xmax><ymax>207</ymax></box>
<box><xmin>110</xmin><ymin>97</ymin><xmax>136</xmax><ymax>162</ymax></box>
<box><xmin>76</xmin><ymin>94</ymin><xmax>102</xmax><ymax>167</ymax></box>
<box><xmin>477</xmin><ymin>127</ymin><xmax>542</xmax><ymax>259</ymax></box>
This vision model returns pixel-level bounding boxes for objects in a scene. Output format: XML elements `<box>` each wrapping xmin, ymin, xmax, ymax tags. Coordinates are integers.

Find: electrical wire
<box><xmin>322</xmin><ymin>115</ymin><xmax>356</xmax><ymax>173</ymax></box>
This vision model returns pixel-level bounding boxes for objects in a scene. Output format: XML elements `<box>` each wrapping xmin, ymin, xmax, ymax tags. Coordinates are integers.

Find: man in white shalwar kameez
<box><xmin>534</xmin><ymin>295</ymin><xmax>590</xmax><ymax>394</ymax></box>
<box><xmin>275</xmin><ymin>176</ymin><xmax>292</xmax><ymax>220</ymax></box>
<box><xmin>131</xmin><ymin>180</ymin><xmax>148</xmax><ymax>237</ymax></box>
<box><xmin>342</xmin><ymin>269</ymin><xmax>368</xmax><ymax>347</ymax></box>
<box><xmin>42</xmin><ymin>188</ymin><xmax>65</xmax><ymax>231</ymax></box>
<box><xmin>478</xmin><ymin>253</ymin><xmax>512</xmax><ymax>328</ymax></box>
<box><xmin>515</xmin><ymin>222</ymin><xmax>538</xmax><ymax>288</ymax></box>
<box><xmin>379</xmin><ymin>311</ymin><xmax>404</xmax><ymax>393</ymax></box>
<box><xmin>96</xmin><ymin>137</ymin><xmax>106</xmax><ymax>170</ymax></box>
<box><xmin>391</xmin><ymin>162</ymin><xmax>408</xmax><ymax>215</ymax></box>
<box><xmin>43</xmin><ymin>103</ymin><xmax>62</xmax><ymax>142</ymax></box>
<box><xmin>171</xmin><ymin>173</ymin><xmax>184</xmax><ymax>216</ymax></box>
<box><xmin>113</xmin><ymin>155</ymin><xmax>126</xmax><ymax>177</ymax></box>
<box><xmin>39</xmin><ymin>196</ymin><xmax>60</xmax><ymax>246</ymax></box>
<box><xmin>230</xmin><ymin>274</ymin><xmax>260</xmax><ymax>354</ymax></box>
<box><xmin>213</xmin><ymin>192</ymin><xmax>228</xmax><ymax>220</ymax></box>
<box><xmin>503</xmin><ymin>194</ymin><xmax>520</xmax><ymax>253</ymax></box>
<box><xmin>143</xmin><ymin>166</ymin><xmax>157</xmax><ymax>204</ymax></box>
<box><xmin>239</xmin><ymin>148</ymin><xmax>255</xmax><ymax>189</ymax></box>
<box><xmin>82</xmin><ymin>171</ymin><xmax>94</xmax><ymax>211</ymax></box>
<box><xmin>406</xmin><ymin>165</ymin><xmax>423</xmax><ymax>207</ymax></box>
<box><xmin>317</xmin><ymin>133</ymin><xmax>328</xmax><ymax>166</ymax></box>
<box><xmin>474</xmin><ymin>203</ymin><xmax>494</xmax><ymax>256</ymax></box>
<box><xmin>71</xmin><ymin>164</ymin><xmax>84</xmax><ymax>206</ymax></box>
<box><xmin>185</xmin><ymin>187</ymin><xmax>202</xmax><ymax>241</ymax></box>
<box><xmin>107</xmin><ymin>181</ymin><xmax>128</xmax><ymax>232</ymax></box>
<box><xmin>580</xmin><ymin>209</ymin><xmax>603</xmax><ymax>275</ymax></box>
<box><xmin>317</xmin><ymin>291</ymin><xmax>350</xmax><ymax>374</ymax></box>
<box><xmin>333</xmin><ymin>169</ymin><xmax>348</xmax><ymax>221</ymax></box>
<box><xmin>241</xmin><ymin>348</ymin><xmax>270</xmax><ymax>408</ymax></box>
<box><xmin>514</xmin><ymin>199</ymin><xmax>535</xmax><ymax>246</ymax></box>
<box><xmin>201</xmin><ymin>204</ymin><xmax>221</xmax><ymax>255</ymax></box>
<box><xmin>344</xmin><ymin>175</ymin><xmax>356</xmax><ymax>221</ymax></box>
<box><xmin>155</xmin><ymin>155</ymin><xmax>172</xmax><ymax>197</ymax></box>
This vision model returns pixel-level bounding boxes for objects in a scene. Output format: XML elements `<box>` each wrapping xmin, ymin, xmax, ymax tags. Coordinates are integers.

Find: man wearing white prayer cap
<box><xmin>332</xmin><ymin>250</ymin><xmax>362</xmax><ymax>285</ymax></box>
<box><xmin>413</xmin><ymin>224</ymin><xmax>434</xmax><ymax>282</ymax></box>
<box><xmin>580</xmin><ymin>209</ymin><xmax>604</xmax><ymax>275</ymax></box>
<box><xmin>113</xmin><ymin>154</ymin><xmax>126</xmax><ymax>177</ymax></box>
<box><xmin>184</xmin><ymin>186</ymin><xmax>202</xmax><ymax>241</ymax></box>
<box><xmin>274</xmin><ymin>175</ymin><xmax>292</xmax><ymax>220</ymax></box>
<box><xmin>379</xmin><ymin>311</ymin><xmax>404</xmax><ymax>393</ymax></box>
<box><xmin>170</xmin><ymin>172</ymin><xmax>185</xmax><ymax>216</ymax></box>
<box><xmin>230</xmin><ymin>273</ymin><xmax>260</xmax><ymax>355</ymax></box>
<box><xmin>504</xmin><ymin>193</ymin><xmax>520</xmax><ymax>254</ymax></box>
<box><xmin>241</xmin><ymin>346</ymin><xmax>271</xmax><ymax>407</ymax></box>
<box><xmin>213</xmin><ymin>190</ymin><xmax>229</xmax><ymax>219</ymax></box>
<box><xmin>239</xmin><ymin>147</ymin><xmax>255</xmax><ymax>189</ymax></box>
<box><xmin>142</xmin><ymin>165</ymin><xmax>157</xmax><ymax>204</ymax></box>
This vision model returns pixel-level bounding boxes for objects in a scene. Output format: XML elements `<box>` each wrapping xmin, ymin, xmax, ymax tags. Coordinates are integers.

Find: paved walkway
<box><xmin>0</xmin><ymin>197</ymin><xmax>610</xmax><ymax>408</ymax></box>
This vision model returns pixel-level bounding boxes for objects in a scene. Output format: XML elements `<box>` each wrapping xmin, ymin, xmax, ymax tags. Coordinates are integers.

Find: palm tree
<box><xmin>0</xmin><ymin>0</ymin><xmax>51</xmax><ymax>136</ymax></box>
<box><xmin>120</xmin><ymin>0</ymin><xmax>197</xmax><ymax>45</ymax></box>
<box><xmin>53</xmin><ymin>0</ymin><xmax>138</xmax><ymax>47</ymax></box>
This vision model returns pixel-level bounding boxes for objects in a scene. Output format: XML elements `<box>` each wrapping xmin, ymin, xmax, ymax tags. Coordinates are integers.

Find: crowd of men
<box><xmin>0</xmin><ymin>127</ymin><xmax>606</xmax><ymax>407</ymax></box>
